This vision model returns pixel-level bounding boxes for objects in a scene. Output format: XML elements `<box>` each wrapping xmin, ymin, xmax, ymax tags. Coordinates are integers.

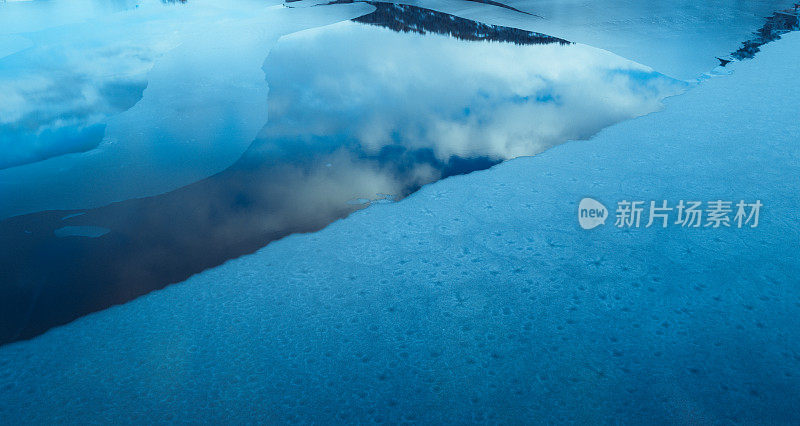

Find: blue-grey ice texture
<box><xmin>0</xmin><ymin>28</ymin><xmax>798</xmax><ymax>425</ymax></box>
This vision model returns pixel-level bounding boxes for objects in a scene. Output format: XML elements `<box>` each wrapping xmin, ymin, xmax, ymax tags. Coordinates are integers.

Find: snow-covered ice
<box><xmin>0</xmin><ymin>23</ymin><xmax>797</xmax><ymax>425</ymax></box>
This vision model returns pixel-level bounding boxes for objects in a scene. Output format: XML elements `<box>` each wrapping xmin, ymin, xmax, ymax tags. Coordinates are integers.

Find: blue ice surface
<box><xmin>0</xmin><ymin>28</ymin><xmax>798</xmax><ymax>423</ymax></box>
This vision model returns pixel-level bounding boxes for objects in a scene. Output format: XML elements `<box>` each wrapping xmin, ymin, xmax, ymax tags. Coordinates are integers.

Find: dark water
<box><xmin>729</xmin><ymin>6</ymin><xmax>799</xmax><ymax>60</ymax></box>
<box><xmin>0</xmin><ymin>4</ymin><xmax>684</xmax><ymax>345</ymax></box>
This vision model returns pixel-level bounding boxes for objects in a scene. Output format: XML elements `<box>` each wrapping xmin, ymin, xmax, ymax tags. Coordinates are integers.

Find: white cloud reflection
<box><xmin>0</xmin><ymin>12</ymin><xmax>689</xmax><ymax>339</ymax></box>
<box><xmin>0</xmin><ymin>2</ymin><xmax>686</xmax><ymax>220</ymax></box>
<box><xmin>262</xmin><ymin>21</ymin><xmax>687</xmax><ymax>164</ymax></box>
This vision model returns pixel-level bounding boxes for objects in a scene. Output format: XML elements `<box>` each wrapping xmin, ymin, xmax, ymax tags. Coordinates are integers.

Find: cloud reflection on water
<box><xmin>0</xmin><ymin>8</ymin><xmax>686</xmax><ymax>345</ymax></box>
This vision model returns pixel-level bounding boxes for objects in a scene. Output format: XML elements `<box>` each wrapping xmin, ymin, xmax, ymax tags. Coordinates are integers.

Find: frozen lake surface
<box><xmin>0</xmin><ymin>0</ymin><xmax>798</xmax><ymax>421</ymax></box>
<box><xmin>0</xmin><ymin>0</ymin><xmax>687</xmax><ymax>344</ymax></box>
<box><xmin>0</xmin><ymin>22</ymin><xmax>797</xmax><ymax>426</ymax></box>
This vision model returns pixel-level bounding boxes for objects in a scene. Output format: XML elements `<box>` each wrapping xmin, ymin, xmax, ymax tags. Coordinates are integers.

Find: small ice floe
<box><xmin>54</xmin><ymin>226</ymin><xmax>110</xmax><ymax>238</ymax></box>
<box><xmin>60</xmin><ymin>212</ymin><xmax>86</xmax><ymax>221</ymax></box>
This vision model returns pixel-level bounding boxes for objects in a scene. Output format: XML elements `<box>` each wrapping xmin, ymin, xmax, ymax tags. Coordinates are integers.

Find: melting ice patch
<box><xmin>0</xmin><ymin>0</ymin><xmax>375</xmax><ymax>219</ymax></box>
<box><xmin>0</xmin><ymin>22</ymin><xmax>168</xmax><ymax>169</ymax></box>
